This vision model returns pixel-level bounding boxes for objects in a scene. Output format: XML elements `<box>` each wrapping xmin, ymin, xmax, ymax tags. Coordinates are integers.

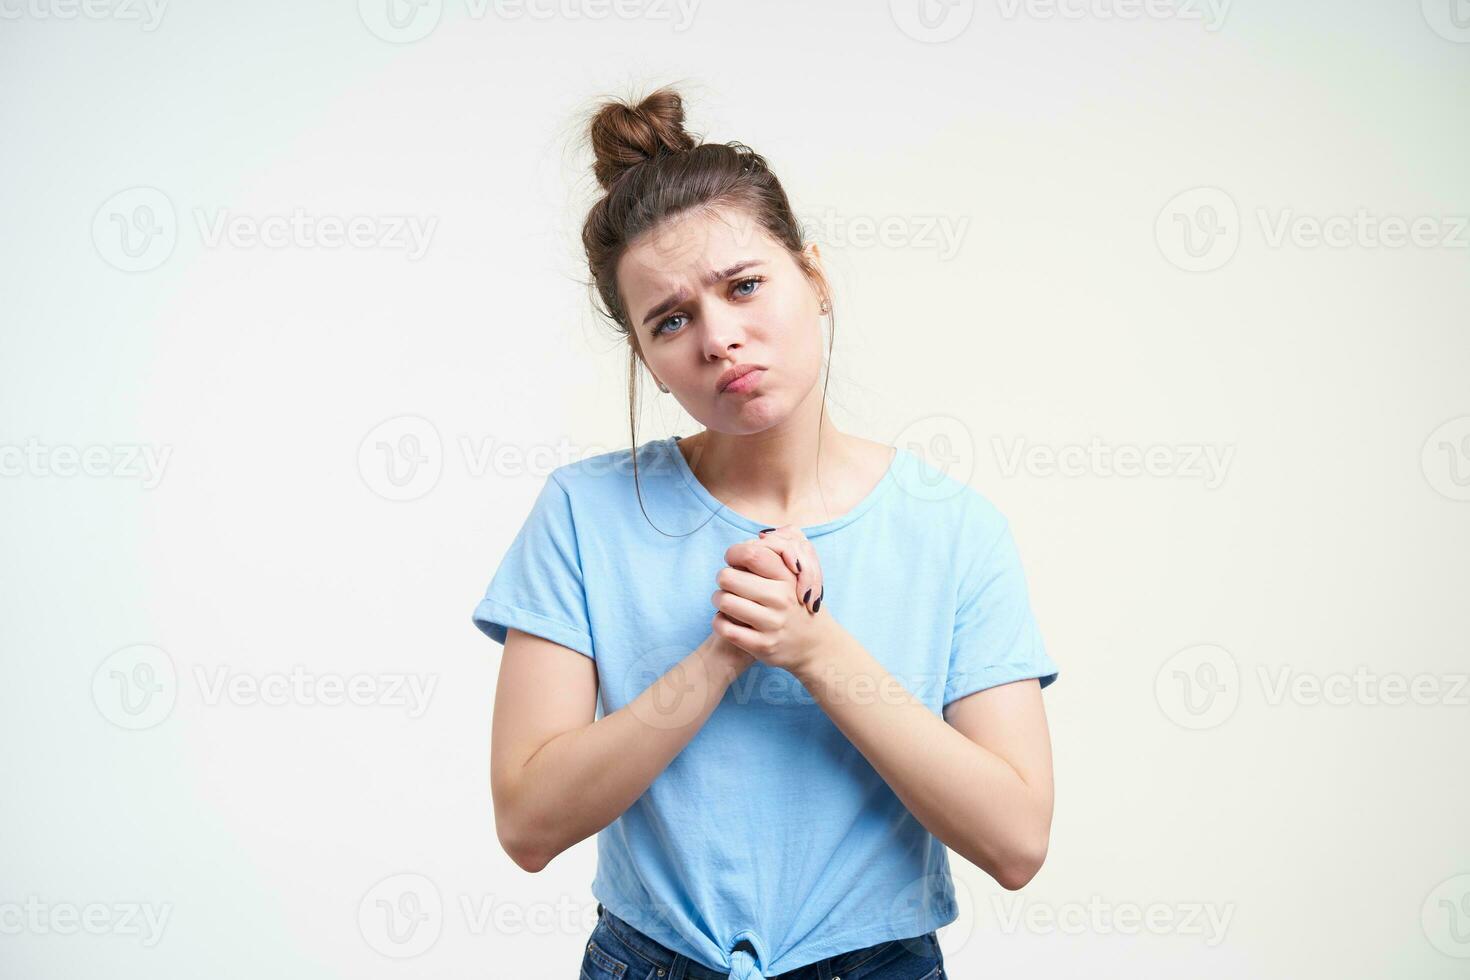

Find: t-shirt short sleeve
<box><xmin>471</xmin><ymin>473</ymin><xmax>594</xmax><ymax>659</ymax></box>
<box><xmin>944</xmin><ymin>517</ymin><xmax>1058</xmax><ymax>707</ymax></box>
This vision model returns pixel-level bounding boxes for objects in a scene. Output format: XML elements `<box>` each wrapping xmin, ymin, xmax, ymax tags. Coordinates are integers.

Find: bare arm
<box><xmin>791</xmin><ymin>631</ymin><xmax>1055</xmax><ymax>890</ymax></box>
<box><xmin>714</xmin><ymin>534</ymin><xmax>1055</xmax><ymax>891</ymax></box>
<box><xmin>491</xmin><ymin>628</ymin><xmax>753</xmax><ymax>872</ymax></box>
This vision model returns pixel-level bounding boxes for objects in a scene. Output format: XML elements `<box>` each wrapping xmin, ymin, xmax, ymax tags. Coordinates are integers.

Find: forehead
<box><xmin>617</xmin><ymin>207</ymin><xmax>784</xmax><ymax>302</ymax></box>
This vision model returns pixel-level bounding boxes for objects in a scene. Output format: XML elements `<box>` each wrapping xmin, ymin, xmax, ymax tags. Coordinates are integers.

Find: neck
<box><xmin>684</xmin><ymin>393</ymin><xmax>850</xmax><ymax>521</ymax></box>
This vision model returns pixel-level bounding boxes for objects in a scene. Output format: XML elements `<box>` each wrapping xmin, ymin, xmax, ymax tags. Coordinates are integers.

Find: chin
<box><xmin>716</xmin><ymin>397</ymin><xmax>787</xmax><ymax>434</ymax></box>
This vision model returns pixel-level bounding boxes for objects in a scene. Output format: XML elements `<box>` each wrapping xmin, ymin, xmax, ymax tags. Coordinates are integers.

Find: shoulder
<box><xmin>887</xmin><ymin>447</ymin><xmax>1019</xmax><ymax>586</ymax></box>
<box><xmin>896</xmin><ymin>447</ymin><xmax>1010</xmax><ymax>532</ymax></box>
<box><xmin>540</xmin><ymin>438</ymin><xmax>676</xmax><ymax>501</ymax></box>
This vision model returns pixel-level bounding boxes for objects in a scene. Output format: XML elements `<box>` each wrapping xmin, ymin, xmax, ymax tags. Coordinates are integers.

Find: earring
<box><xmin>819</xmin><ymin>299</ymin><xmax>831</xmax><ymax>315</ymax></box>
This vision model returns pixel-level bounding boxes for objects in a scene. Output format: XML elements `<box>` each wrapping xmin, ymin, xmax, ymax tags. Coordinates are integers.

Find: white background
<box><xmin>1</xmin><ymin>0</ymin><xmax>1468</xmax><ymax>977</ymax></box>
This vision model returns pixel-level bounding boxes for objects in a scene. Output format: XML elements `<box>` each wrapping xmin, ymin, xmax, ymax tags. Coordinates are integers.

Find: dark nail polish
<box><xmin>760</xmin><ymin>527</ymin><xmax>776</xmax><ymax>533</ymax></box>
<box><xmin>803</xmin><ymin>588</ymin><xmax>812</xmax><ymax>604</ymax></box>
<box><xmin>813</xmin><ymin>591</ymin><xmax>823</xmax><ymax>613</ymax></box>
<box><xmin>796</xmin><ymin>558</ymin><xmax>802</xmax><ymax>572</ymax></box>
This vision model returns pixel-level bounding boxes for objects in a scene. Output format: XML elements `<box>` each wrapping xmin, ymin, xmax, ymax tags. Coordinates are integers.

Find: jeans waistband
<box><xmin>596</xmin><ymin>903</ymin><xmax>734</xmax><ymax>979</ymax></box>
<box><xmin>594</xmin><ymin>902</ymin><xmax>935</xmax><ymax>980</ymax></box>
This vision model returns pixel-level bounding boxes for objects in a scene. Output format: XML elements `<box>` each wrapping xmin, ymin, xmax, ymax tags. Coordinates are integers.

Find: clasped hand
<box><xmin>709</xmin><ymin>525</ymin><xmax>833</xmax><ymax>675</ymax></box>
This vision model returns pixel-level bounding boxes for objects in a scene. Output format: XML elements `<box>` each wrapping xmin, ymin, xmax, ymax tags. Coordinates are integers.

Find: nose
<box><xmin>700</xmin><ymin>303</ymin><xmax>747</xmax><ymax>362</ymax></box>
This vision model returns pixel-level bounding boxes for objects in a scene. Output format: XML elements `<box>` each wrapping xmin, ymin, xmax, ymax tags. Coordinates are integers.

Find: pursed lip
<box><xmin>716</xmin><ymin>364</ymin><xmax>765</xmax><ymax>393</ymax></box>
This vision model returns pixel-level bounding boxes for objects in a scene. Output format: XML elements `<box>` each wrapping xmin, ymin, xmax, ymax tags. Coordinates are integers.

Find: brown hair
<box><xmin>578</xmin><ymin>85</ymin><xmax>836</xmax><ymax>534</ymax></box>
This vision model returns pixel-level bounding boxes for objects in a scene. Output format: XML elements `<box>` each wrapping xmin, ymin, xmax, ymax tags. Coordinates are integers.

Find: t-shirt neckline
<box><xmin>666</xmin><ymin>435</ymin><xmax>901</xmax><ymax>538</ymax></box>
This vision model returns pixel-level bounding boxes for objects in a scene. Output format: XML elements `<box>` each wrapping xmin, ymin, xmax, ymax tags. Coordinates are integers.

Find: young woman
<box><xmin>472</xmin><ymin>86</ymin><xmax>1059</xmax><ymax>980</ymax></box>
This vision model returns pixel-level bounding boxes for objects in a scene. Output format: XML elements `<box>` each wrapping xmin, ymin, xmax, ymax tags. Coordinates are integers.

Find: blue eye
<box><xmin>653</xmin><ymin>313</ymin><xmax>688</xmax><ymax>338</ymax></box>
<box><xmin>650</xmin><ymin>276</ymin><xmax>765</xmax><ymax>338</ymax></box>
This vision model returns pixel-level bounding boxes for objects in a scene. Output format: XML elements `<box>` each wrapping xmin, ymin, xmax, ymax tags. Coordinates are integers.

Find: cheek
<box><xmin>770</xmin><ymin>297</ymin><xmax>822</xmax><ymax>350</ymax></box>
<box><xmin>786</xmin><ymin>304</ymin><xmax>826</xmax><ymax>361</ymax></box>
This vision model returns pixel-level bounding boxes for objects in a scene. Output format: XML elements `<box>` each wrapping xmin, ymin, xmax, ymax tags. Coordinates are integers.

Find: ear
<box><xmin>800</xmin><ymin>243</ymin><xmax>831</xmax><ymax>308</ymax></box>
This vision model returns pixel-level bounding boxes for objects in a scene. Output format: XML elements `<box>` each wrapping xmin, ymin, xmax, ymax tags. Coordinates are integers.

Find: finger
<box><xmin>711</xmin><ymin>588</ymin><xmax>780</xmax><ymax>631</ymax></box>
<box><xmin>712</xmin><ymin>611</ymin><xmax>764</xmax><ymax>656</ymax></box>
<box><xmin>759</xmin><ymin>528</ymin><xmax>819</xmax><ymax>613</ymax></box>
<box><xmin>755</xmin><ymin>530</ymin><xmax>815</xmax><ymax>610</ymax></box>
<box><xmin>716</xmin><ymin>565</ymin><xmax>794</xmax><ymax>610</ymax></box>
<box><xmin>753</xmin><ymin>533</ymin><xmax>802</xmax><ymax>581</ymax></box>
<box><xmin>757</xmin><ymin>527</ymin><xmax>803</xmax><ymax>576</ymax></box>
<box><xmin>725</xmin><ymin>539</ymin><xmax>795</xmax><ymax>581</ymax></box>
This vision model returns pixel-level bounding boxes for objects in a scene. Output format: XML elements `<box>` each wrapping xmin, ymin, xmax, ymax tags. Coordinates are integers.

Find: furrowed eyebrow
<box><xmin>639</xmin><ymin>259</ymin><xmax>766</xmax><ymax>328</ymax></box>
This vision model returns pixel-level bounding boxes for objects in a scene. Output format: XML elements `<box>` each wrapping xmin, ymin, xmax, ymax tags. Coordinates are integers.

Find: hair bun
<box><xmin>589</xmin><ymin>87</ymin><xmax>698</xmax><ymax>190</ymax></box>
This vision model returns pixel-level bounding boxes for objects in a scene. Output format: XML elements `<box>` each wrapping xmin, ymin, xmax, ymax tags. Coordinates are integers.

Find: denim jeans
<box><xmin>581</xmin><ymin>903</ymin><xmax>945</xmax><ymax>980</ymax></box>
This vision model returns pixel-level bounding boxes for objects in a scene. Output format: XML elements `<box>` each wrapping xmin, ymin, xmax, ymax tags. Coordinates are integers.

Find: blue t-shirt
<box><xmin>471</xmin><ymin>435</ymin><xmax>1058</xmax><ymax>979</ymax></box>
